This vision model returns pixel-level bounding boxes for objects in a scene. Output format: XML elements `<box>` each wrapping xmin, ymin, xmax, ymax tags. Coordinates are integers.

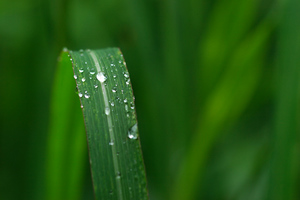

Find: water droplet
<box><xmin>90</xmin><ymin>71</ymin><xmax>95</xmax><ymax>75</ymax></box>
<box><xmin>105</xmin><ymin>107</ymin><xmax>110</xmax><ymax>115</ymax></box>
<box><xmin>79</xmin><ymin>69</ymin><xmax>84</xmax><ymax>73</ymax></box>
<box><xmin>109</xmin><ymin>140</ymin><xmax>114</xmax><ymax>145</ymax></box>
<box><xmin>124</xmin><ymin>98</ymin><xmax>128</xmax><ymax>103</ymax></box>
<box><xmin>70</xmin><ymin>58</ymin><xmax>73</xmax><ymax>61</ymax></box>
<box><xmin>126</xmin><ymin>113</ymin><xmax>130</xmax><ymax>118</ymax></box>
<box><xmin>82</xmin><ymin>78</ymin><xmax>86</xmax><ymax>82</ymax></box>
<box><xmin>78</xmin><ymin>93</ymin><xmax>83</xmax><ymax>97</ymax></box>
<box><xmin>81</xmin><ymin>105</ymin><xmax>83</xmax><ymax>108</ymax></box>
<box><xmin>121</xmin><ymin>90</ymin><xmax>124</xmax><ymax>94</ymax></box>
<box><xmin>63</xmin><ymin>47</ymin><xmax>68</xmax><ymax>52</ymax></box>
<box><xmin>116</xmin><ymin>172</ymin><xmax>121</xmax><ymax>179</ymax></box>
<box><xmin>94</xmin><ymin>84</ymin><xmax>98</xmax><ymax>88</ymax></box>
<box><xmin>73</xmin><ymin>75</ymin><xmax>77</xmax><ymax>79</ymax></box>
<box><xmin>84</xmin><ymin>93</ymin><xmax>90</xmax><ymax>99</ymax></box>
<box><xmin>126</xmin><ymin>79</ymin><xmax>130</xmax><ymax>85</ymax></box>
<box><xmin>110</xmin><ymin>64</ymin><xmax>115</xmax><ymax>67</ymax></box>
<box><xmin>112</xmin><ymin>87</ymin><xmax>117</xmax><ymax>93</ymax></box>
<box><xmin>111</xmin><ymin>102</ymin><xmax>115</xmax><ymax>106</ymax></box>
<box><xmin>79</xmin><ymin>49</ymin><xmax>84</xmax><ymax>53</ymax></box>
<box><xmin>130</xmin><ymin>102</ymin><xmax>134</xmax><ymax>109</ymax></box>
<box><xmin>128</xmin><ymin>123</ymin><xmax>138</xmax><ymax>139</ymax></box>
<box><xmin>97</xmin><ymin>72</ymin><xmax>107</xmax><ymax>83</ymax></box>
<box><xmin>113</xmin><ymin>74</ymin><xmax>116</xmax><ymax>78</ymax></box>
<box><xmin>85</xmin><ymin>61</ymin><xmax>87</xmax><ymax>65</ymax></box>
<box><xmin>124</xmin><ymin>72</ymin><xmax>129</xmax><ymax>78</ymax></box>
<box><xmin>119</xmin><ymin>60</ymin><xmax>122</xmax><ymax>64</ymax></box>
<box><xmin>125</xmin><ymin>104</ymin><xmax>128</xmax><ymax>112</ymax></box>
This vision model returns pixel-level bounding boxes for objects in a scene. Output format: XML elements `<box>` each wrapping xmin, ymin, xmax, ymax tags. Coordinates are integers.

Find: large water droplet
<box><xmin>105</xmin><ymin>107</ymin><xmax>110</xmax><ymax>115</ymax></box>
<box><xmin>128</xmin><ymin>123</ymin><xmax>138</xmax><ymax>139</ymax></box>
<box><xmin>97</xmin><ymin>72</ymin><xmax>107</xmax><ymax>83</ymax></box>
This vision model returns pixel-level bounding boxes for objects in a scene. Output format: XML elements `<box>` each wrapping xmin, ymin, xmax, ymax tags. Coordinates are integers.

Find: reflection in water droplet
<box><xmin>74</xmin><ymin>75</ymin><xmax>77</xmax><ymax>79</ymax></box>
<box><xmin>112</xmin><ymin>87</ymin><xmax>117</xmax><ymax>93</ymax></box>
<box><xmin>124</xmin><ymin>98</ymin><xmax>127</xmax><ymax>103</ymax></box>
<box><xmin>90</xmin><ymin>71</ymin><xmax>95</xmax><ymax>75</ymax></box>
<box><xmin>128</xmin><ymin>123</ymin><xmax>138</xmax><ymax>139</ymax></box>
<box><xmin>78</xmin><ymin>93</ymin><xmax>83</xmax><ymax>97</ymax></box>
<box><xmin>82</xmin><ymin>78</ymin><xmax>86</xmax><ymax>82</ymax></box>
<box><xmin>84</xmin><ymin>94</ymin><xmax>90</xmax><ymax>99</ymax></box>
<box><xmin>96</xmin><ymin>72</ymin><xmax>107</xmax><ymax>83</ymax></box>
<box><xmin>105</xmin><ymin>107</ymin><xmax>110</xmax><ymax>115</ymax></box>
<box><xmin>79</xmin><ymin>69</ymin><xmax>84</xmax><ymax>73</ymax></box>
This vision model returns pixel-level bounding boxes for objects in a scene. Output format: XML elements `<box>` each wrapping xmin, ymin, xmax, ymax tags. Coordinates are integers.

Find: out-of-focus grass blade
<box><xmin>268</xmin><ymin>0</ymin><xmax>300</xmax><ymax>199</ymax></box>
<box><xmin>67</xmin><ymin>48</ymin><xmax>148</xmax><ymax>200</ymax></box>
<box><xmin>172</xmin><ymin>20</ymin><xmax>273</xmax><ymax>200</ymax></box>
<box><xmin>46</xmin><ymin>50</ymin><xmax>87</xmax><ymax>200</ymax></box>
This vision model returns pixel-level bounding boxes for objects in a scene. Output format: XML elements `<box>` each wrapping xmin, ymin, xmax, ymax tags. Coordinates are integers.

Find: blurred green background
<box><xmin>1</xmin><ymin>0</ymin><xmax>299</xmax><ymax>199</ymax></box>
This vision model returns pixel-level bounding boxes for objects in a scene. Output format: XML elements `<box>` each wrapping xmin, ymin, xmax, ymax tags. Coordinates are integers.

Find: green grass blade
<box><xmin>46</xmin><ymin>50</ymin><xmax>87</xmax><ymax>200</ymax></box>
<box><xmin>66</xmin><ymin>48</ymin><xmax>148</xmax><ymax>200</ymax></box>
<box><xmin>268</xmin><ymin>0</ymin><xmax>300</xmax><ymax>199</ymax></box>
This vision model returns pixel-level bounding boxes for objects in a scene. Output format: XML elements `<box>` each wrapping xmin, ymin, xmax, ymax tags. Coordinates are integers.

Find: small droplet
<box><xmin>78</xmin><ymin>93</ymin><xmax>83</xmax><ymax>97</ymax></box>
<box><xmin>124</xmin><ymin>98</ymin><xmax>128</xmax><ymax>103</ymax></box>
<box><xmin>110</xmin><ymin>64</ymin><xmax>115</xmax><ymax>67</ymax></box>
<box><xmin>97</xmin><ymin>72</ymin><xmax>107</xmax><ymax>83</ymax></box>
<box><xmin>90</xmin><ymin>71</ymin><xmax>95</xmax><ymax>75</ymax></box>
<box><xmin>105</xmin><ymin>107</ymin><xmax>110</xmax><ymax>115</ymax></box>
<box><xmin>94</xmin><ymin>84</ymin><xmax>98</xmax><ymax>88</ymax></box>
<box><xmin>111</xmin><ymin>102</ymin><xmax>115</xmax><ymax>106</ymax></box>
<box><xmin>73</xmin><ymin>75</ymin><xmax>77</xmax><ymax>79</ymax></box>
<box><xmin>116</xmin><ymin>172</ymin><xmax>121</xmax><ymax>179</ymax></box>
<box><xmin>125</xmin><ymin>104</ymin><xmax>128</xmax><ymax>112</ymax></box>
<box><xmin>112</xmin><ymin>87</ymin><xmax>117</xmax><ymax>93</ymax></box>
<box><xmin>126</xmin><ymin>79</ymin><xmax>130</xmax><ymax>85</ymax></box>
<box><xmin>113</xmin><ymin>74</ymin><xmax>116</xmax><ymax>78</ymax></box>
<box><xmin>79</xmin><ymin>49</ymin><xmax>84</xmax><ymax>53</ymax></box>
<box><xmin>84</xmin><ymin>94</ymin><xmax>90</xmax><ymax>99</ymax></box>
<box><xmin>82</xmin><ymin>78</ymin><xmax>86</xmax><ymax>82</ymax></box>
<box><xmin>85</xmin><ymin>61</ymin><xmax>87</xmax><ymax>65</ymax></box>
<box><xmin>119</xmin><ymin>60</ymin><xmax>122</xmax><ymax>64</ymax></box>
<box><xmin>80</xmin><ymin>105</ymin><xmax>83</xmax><ymax>108</ymax></box>
<box><xmin>109</xmin><ymin>140</ymin><xmax>114</xmax><ymax>145</ymax></box>
<box><xmin>128</xmin><ymin>123</ymin><xmax>138</xmax><ymax>139</ymax></box>
<box><xmin>79</xmin><ymin>69</ymin><xmax>84</xmax><ymax>73</ymax></box>
<box><xmin>124</xmin><ymin>72</ymin><xmax>129</xmax><ymax>78</ymax></box>
<box><xmin>130</xmin><ymin>102</ymin><xmax>134</xmax><ymax>109</ymax></box>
